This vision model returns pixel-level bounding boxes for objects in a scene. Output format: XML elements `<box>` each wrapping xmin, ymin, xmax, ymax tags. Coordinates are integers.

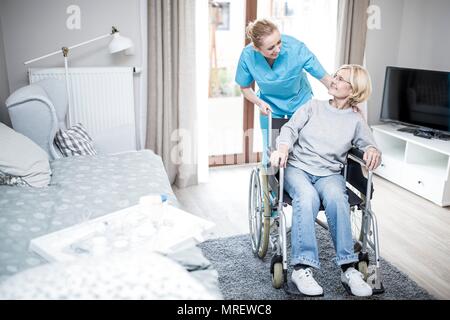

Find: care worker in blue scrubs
<box><xmin>235</xmin><ymin>19</ymin><xmax>333</xmax><ymax>161</ymax></box>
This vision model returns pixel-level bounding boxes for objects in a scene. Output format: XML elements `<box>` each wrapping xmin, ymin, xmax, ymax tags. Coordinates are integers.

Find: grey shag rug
<box><xmin>198</xmin><ymin>227</ymin><xmax>434</xmax><ymax>300</ymax></box>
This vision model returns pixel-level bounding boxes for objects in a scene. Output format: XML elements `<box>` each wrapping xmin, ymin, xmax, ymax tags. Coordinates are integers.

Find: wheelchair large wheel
<box><xmin>351</xmin><ymin>208</ymin><xmax>371</xmax><ymax>280</ymax></box>
<box><xmin>248</xmin><ymin>168</ymin><xmax>263</xmax><ymax>254</ymax></box>
<box><xmin>350</xmin><ymin>207</ymin><xmax>364</xmax><ymax>252</ymax></box>
<box><xmin>258</xmin><ymin>166</ymin><xmax>271</xmax><ymax>258</ymax></box>
<box><xmin>248</xmin><ymin>167</ymin><xmax>271</xmax><ymax>259</ymax></box>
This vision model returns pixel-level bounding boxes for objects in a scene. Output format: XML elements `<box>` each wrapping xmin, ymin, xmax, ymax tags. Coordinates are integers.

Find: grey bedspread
<box><xmin>0</xmin><ymin>150</ymin><xmax>221</xmax><ymax>298</ymax></box>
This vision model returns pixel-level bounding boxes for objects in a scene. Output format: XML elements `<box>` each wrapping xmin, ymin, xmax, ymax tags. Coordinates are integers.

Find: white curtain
<box><xmin>336</xmin><ymin>0</ymin><xmax>370</xmax><ymax>119</ymax></box>
<box><xmin>146</xmin><ymin>0</ymin><xmax>200</xmax><ymax>188</ymax></box>
<box><xmin>335</xmin><ymin>0</ymin><xmax>370</xmax><ymax>66</ymax></box>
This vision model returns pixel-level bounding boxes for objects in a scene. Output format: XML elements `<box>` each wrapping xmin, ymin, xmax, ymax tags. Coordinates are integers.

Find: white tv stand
<box><xmin>372</xmin><ymin>123</ymin><xmax>450</xmax><ymax>207</ymax></box>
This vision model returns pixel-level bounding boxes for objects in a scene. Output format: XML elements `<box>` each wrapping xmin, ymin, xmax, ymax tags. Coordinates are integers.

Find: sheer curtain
<box><xmin>336</xmin><ymin>0</ymin><xmax>370</xmax><ymax>66</ymax></box>
<box><xmin>146</xmin><ymin>0</ymin><xmax>200</xmax><ymax>188</ymax></box>
<box><xmin>335</xmin><ymin>0</ymin><xmax>370</xmax><ymax>119</ymax></box>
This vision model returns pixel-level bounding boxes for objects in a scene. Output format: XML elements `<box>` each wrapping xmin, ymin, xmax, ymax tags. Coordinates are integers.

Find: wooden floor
<box><xmin>173</xmin><ymin>164</ymin><xmax>450</xmax><ymax>300</ymax></box>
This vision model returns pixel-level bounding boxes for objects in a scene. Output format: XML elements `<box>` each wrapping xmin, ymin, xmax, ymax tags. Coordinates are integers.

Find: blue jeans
<box><xmin>284</xmin><ymin>166</ymin><xmax>358</xmax><ymax>269</ymax></box>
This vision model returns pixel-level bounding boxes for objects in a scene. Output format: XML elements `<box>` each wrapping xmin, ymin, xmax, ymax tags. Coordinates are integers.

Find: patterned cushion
<box><xmin>54</xmin><ymin>123</ymin><xmax>97</xmax><ymax>157</ymax></box>
<box><xmin>0</xmin><ymin>123</ymin><xmax>51</xmax><ymax>187</ymax></box>
<box><xmin>0</xmin><ymin>173</ymin><xmax>28</xmax><ymax>186</ymax></box>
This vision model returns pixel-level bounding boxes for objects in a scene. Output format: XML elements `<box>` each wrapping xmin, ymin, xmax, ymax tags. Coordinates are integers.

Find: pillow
<box><xmin>0</xmin><ymin>123</ymin><xmax>51</xmax><ymax>187</ymax></box>
<box><xmin>54</xmin><ymin>123</ymin><xmax>97</xmax><ymax>157</ymax></box>
<box><xmin>0</xmin><ymin>249</ymin><xmax>220</xmax><ymax>300</ymax></box>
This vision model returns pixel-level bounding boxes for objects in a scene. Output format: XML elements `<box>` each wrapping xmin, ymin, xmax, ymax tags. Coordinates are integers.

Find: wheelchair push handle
<box><xmin>268</xmin><ymin>111</ymin><xmax>272</xmax><ymax>152</ymax></box>
<box><xmin>264</xmin><ymin>111</ymin><xmax>274</xmax><ymax>163</ymax></box>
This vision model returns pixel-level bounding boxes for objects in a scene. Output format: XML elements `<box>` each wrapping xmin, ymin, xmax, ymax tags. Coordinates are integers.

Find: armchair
<box><xmin>5</xmin><ymin>79</ymin><xmax>68</xmax><ymax>160</ymax></box>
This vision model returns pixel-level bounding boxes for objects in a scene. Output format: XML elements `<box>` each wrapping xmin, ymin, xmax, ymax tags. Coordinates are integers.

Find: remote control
<box><xmin>413</xmin><ymin>130</ymin><xmax>433</xmax><ymax>139</ymax></box>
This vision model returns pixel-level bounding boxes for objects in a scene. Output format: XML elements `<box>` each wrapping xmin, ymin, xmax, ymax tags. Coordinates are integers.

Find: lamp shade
<box><xmin>108</xmin><ymin>33</ymin><xmax>134</xmax><ymax>54</ymax></box>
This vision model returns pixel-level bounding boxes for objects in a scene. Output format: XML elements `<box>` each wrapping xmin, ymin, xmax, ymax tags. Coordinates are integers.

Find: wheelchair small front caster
<box><xmin>270</xmin><ymin>255</ymin><xmax>284</xmax><ymax>289</ymax></box>
<box><xmin>356</xmin><ymin>251</ymin><xmax>370</xmax><ymax>280</ymax></box>
<box><xmin>357</xmin><ymin>261</ymin><xmax>369</xmax><ymax>280</ymax></box>
<box><xmin>271</xmin><ymin>262</ymin><xmax>284</xmax><ymax>289</ymax></box>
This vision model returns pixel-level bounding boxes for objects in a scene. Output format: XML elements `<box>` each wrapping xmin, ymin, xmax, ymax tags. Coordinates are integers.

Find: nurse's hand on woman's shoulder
<box><xmin>257</xmin><ymin>100</ymin><xmax>273</xmax><ymax>116</ymax></box>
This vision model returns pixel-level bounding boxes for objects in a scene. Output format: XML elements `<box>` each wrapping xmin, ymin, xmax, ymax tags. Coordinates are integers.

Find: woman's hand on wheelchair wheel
<box><xmin>363</xmin><ymin>147</ymin><xmax>382</xmax><ymax>171</ymax></box>
<box><xmin>270</xmin><ymin>147</ymin><xmax>288</xmax><ymax>168</ymax></box>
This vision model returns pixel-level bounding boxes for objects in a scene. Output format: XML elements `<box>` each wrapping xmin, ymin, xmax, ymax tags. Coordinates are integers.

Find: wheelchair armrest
<box><xmin>348</xmin><ymin>148</ymin><xmax>366</xmax><ymax>167</ymax></box>
<box><xmin>347</xmin><ymin>148</ymin><xmax>375</xmax><ymax>199</ymax></box>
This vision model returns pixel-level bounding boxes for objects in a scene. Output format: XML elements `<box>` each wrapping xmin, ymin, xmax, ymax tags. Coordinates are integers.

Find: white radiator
<box><xmin>29</xmin><ymin>67</ymin><xmax>136</xmax><ymax>154</ymax></box>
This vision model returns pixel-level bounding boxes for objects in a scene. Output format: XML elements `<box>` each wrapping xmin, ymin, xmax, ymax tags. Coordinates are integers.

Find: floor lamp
<box><xmin>24</xmin><ymin>26</ymin><xmax>134</xmax><ymax>126</ymax></box>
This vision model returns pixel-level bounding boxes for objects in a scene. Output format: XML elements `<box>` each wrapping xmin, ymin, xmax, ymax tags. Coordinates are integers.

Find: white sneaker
<box><xmin>291</xmin><ymin>268</ymin><xmax>323</xmax><ymax>296</ymax></box>
<box><xmin>341</xmin><ymin>267</ymin><xmax>373</xmax><ymax>297</ymax></box>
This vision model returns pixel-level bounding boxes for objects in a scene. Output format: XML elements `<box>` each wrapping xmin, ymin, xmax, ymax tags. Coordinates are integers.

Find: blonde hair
<box><xmin>336</xmin><ymin>64</ymin><xmax>372</xmax><ymax>106</ymax></box>
<box><xmin>246</xmin><ymin>19</ymin><xmax>279</xmax><ymax>48</ymax></box>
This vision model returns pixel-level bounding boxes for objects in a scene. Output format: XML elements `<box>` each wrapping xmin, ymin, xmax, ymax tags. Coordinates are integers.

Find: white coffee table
<box><xmin>30</xmin><ymin>201</ymin><xmax>215</xmax><ymax>262</ymax></box>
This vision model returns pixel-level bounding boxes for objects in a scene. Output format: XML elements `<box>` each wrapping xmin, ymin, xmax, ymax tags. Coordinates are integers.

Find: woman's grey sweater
<box><xmin>276</xmin><ymin>99</ymin><xmax>379</xmax><ymax>176</ymax></box>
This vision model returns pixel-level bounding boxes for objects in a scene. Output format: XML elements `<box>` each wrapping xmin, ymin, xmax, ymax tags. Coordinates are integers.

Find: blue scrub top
<box><xmin>235</xmin><ymin>34</ymin><xmax>327</xmax><ymax>118</ymax></box>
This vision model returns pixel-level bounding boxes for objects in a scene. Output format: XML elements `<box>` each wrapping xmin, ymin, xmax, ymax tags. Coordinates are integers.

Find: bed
<box><xmin>0</xmin><ymin>79</ymin><xmax>221</xmax><ymax>299</ymax></box>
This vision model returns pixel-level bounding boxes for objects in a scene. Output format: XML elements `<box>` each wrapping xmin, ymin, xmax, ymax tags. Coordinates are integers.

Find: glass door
<box><xmin>208</xmin><ymin>0</ymin><xmax>337</xmax><ymax>166</ymax></box>
<box><xmin>208</xmin><ymin>0</ymin><xmax>247</xmax><ymax>166</ymax></box>
<box><xmin>257</xmin><ymin>0</ymin><xmax>338</xmax><ymax>98</ymax></box>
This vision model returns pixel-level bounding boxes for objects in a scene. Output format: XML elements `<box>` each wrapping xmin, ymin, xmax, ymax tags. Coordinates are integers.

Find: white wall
<box><xmin>0</xmin><ymin>0</ymin><xmax>141</xmax><ymax>91</ymax></box>
<box><xmin>397</xmin><ymin>0</ymin><xmax>450</xmax><ymax>71</ymax></box>
<box><xmin>365</xmin><ymin>0</ymin><xmax>450</xmax><ymax>125</ymax></box>
<box><xmin>365</xmin><ymin>0</ymin><xmax>405</xmax><ymax>125</ymax></box>
<box><xmin>0</xmin><ymin>0</ymin><xmax>145</xmax><ymax>145</ymax></box>
<box><xmin>0</xmin><ymin>15</ymin><xmax>11</xmax><ymax>126</ymax></box>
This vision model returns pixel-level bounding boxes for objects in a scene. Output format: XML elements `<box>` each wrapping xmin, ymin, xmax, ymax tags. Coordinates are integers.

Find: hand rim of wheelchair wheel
<box><xmin>248</xmin><ymin>169</ymin><xmax>262</xmax><ymax>254</ymax></box>
<box><xmin>350</xmin><ymin>207</ymin><xmax>364</xmax><ymax>246</ymax></box>
<box><xmin>256</xmin><ymin>165</ymin><xmax>271</xmax><ymax>259</ymax></box>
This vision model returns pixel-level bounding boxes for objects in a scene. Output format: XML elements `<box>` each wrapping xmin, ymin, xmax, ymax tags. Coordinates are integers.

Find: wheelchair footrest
<box><xmin>341</xmin><ymin>281</ymin><xmax>385</xmax><ymax>296</ymax></box>
<box><xmin>372</xmin><ymin>282</ymin><xmax>385</xmax><ymax>295</ymax></box>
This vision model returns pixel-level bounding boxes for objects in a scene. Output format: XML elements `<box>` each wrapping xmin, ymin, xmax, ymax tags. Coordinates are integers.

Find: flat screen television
<box><xmin>380</xmin><ymin>66</ymin><xmax>450</xmax><ymax>133</ymax></box>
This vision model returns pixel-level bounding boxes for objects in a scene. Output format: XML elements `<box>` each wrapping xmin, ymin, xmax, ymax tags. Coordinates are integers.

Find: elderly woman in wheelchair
<box><xmin>248</xmin><ymin>64</ymin><xmax>383</xmax><ymax>297</ymax></box>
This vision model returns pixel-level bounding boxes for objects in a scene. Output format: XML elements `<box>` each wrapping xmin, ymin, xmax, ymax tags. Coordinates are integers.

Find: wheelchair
<box><xmin>248</xmin><ymin>113</ymin><xmax>385</xmax><ymax>295</ymax></box>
